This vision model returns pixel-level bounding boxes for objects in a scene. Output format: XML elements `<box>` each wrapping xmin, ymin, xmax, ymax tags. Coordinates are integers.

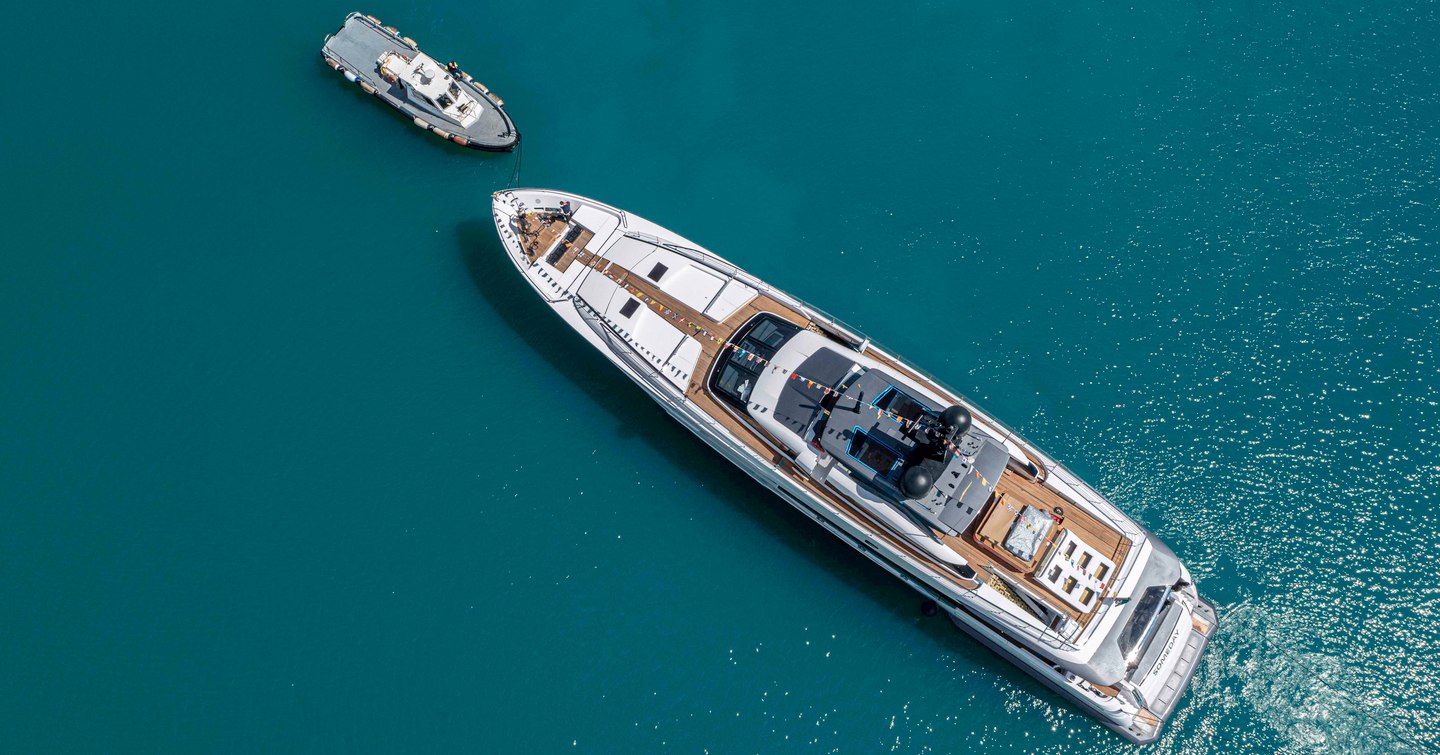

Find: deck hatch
<box><xmin>875</xmin><ymin>386</ymin><xmax>936</xmax><ymax>423</ymax></box>
<box><xmin>847</xmin><ymin>428</ymin><xmax>904</xmax><ymax>479</ymax></box>
<box><xmin>619</xmin><ymin>299</ymin><xmax>640</xmax><ymax>318</ymax></box>
<box><xmin>647</xmin><ymin>262</ymin><xmax>668</xmax><ymax>281</ymax></box>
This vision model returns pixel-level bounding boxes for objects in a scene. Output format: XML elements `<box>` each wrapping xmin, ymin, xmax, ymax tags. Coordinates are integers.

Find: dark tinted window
<box><xmin>847</xmin><ymin>430</ymin><xmax>902</xmax><ymax>477</ymax></box>
<box><xmin>747</xmin><ymin>319</ymin><xmax>795</xmax><ymax>350</ymax></box>
<box><xmin>1118</xmin><ymin>586</ymin><xmax>1170</xmax><ymax>664</ymax></box>
<box><xmin>876</xmin><ymin>387</ymin><xmax>934</xmax><ymax>422</ymax></box>
<box><xmin>709</xmin><ymin>315</ymin><xmax>801</xmax><ymax>409</ymax></box>
<box><xmin>720</xmin><ymin>361</ymin><xmax>759</xmax><ymax>397</ymax></box>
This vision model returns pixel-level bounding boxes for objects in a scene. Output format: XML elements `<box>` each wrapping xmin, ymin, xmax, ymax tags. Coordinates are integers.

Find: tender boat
<box><xmin>322</xmin><ymin>13</ymin><xmax>518</xmax><ymax>151</ymax></box>
<box><xmin>488</xmin><ymin>189</ymin><xmax>1218</xmax><ymax>743</ymax></box>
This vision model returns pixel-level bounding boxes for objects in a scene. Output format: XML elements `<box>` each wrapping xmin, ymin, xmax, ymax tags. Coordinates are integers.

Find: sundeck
<box><xmin>488</xmin><ymin>189</ymin><xmax>1217</xmax><ymax>743</ymax></box>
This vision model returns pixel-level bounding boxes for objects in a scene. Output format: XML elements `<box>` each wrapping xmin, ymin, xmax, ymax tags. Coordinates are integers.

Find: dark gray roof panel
<box><xmin>774</xmin><ymin>348</ymin><xmax>857</xmax><ymax>436</ymax></box>
<box><xmin>817</xmin><ymin>369</ymin><xmax>911</xmax><ymax>462</ymax></box>
<box><xmin>805</xmin><ymin>352</ymin><xmax>1010</xmax><ymax>536</ymax></box>
<box><xmin>940</xmin><ymin>440</ymin><xmax>1009</xmax><ymax>532</ymax></box>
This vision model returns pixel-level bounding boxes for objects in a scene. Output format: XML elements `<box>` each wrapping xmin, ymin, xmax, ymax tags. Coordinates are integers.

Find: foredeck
<box><xmin>515</xmin><ymin>211</ymin><xmax>1129</xmax><ymax>629</ymax></box>
<box><xmin>517</xmin><ymin>213</ymin><xmax>594</xmax><ymax>272</ymax></box>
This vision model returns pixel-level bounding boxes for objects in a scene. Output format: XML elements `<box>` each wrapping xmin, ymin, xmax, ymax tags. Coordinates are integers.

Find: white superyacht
<box><xmin>489</xmin><ymin>189</ymin><xmax>1217</xmax><ymax>743</ymax></box>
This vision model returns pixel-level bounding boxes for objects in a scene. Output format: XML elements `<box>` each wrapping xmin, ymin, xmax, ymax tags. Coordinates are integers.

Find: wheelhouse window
<box><xmin>709</xmin><ymin>315</ymin><xmax>801</xmax><ymax>409</ymax></box>
<box><xmin>745</xmin><ymin>318</ymin><xmax>798</xmax><ymax>351</ymax></box>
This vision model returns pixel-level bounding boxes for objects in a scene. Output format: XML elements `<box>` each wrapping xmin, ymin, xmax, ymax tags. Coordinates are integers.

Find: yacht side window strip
<box><xmin>1119</xmin><ymin>586</ymin><xmax>1173</xmax><ymax>667</ymax></box>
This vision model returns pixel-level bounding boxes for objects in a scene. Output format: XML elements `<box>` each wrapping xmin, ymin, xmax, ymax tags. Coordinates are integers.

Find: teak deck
<box><xmin>517</xmin><ymin>214</ymin><xmax>593</xmax><ymax>272</ymax></box>
<box><xmin>519</xmin><ymin>213</ymin><xmax>1129</xmax><ymax>628</ymax></box>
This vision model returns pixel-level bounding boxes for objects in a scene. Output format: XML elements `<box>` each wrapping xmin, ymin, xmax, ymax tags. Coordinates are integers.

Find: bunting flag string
<box><xmin>787</xmin><ymin>375</ymin><xmax>978</xmax><ymax>456</ymax></box>
<box><xmin>583</xmin><ymin>266</ymin><xmax>1119</xmax><ymax>595</ymax></box>
<box><xmin>584</xmin><ymin>263</ymin><xmax>1123</xmax><ymax>596</ymax></box>
<box><xmin>599</xmin><ymin>266</ymin><xmax>794</xmax><ymax>367</ymax></box>
<box><xmin>998</xmin><ymin>496</ymin><xmax>1058</xmax><ymax>537</ymax></box>
<box><xmin>595</xmin><ymin>265</ymin><xmax>981</xmax><ymax>454</ymax></box>
<box><xmin>991</xmin><ymin>500</ymin><xmax>1110</xmax><ymax>592</ymax></box>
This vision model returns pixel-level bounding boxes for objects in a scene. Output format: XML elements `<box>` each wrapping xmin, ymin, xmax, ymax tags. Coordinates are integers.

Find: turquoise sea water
<box><xmin>4</xmin><ymin>1</ymin><xmax>1438</xmax><ymax>751</ymax></box>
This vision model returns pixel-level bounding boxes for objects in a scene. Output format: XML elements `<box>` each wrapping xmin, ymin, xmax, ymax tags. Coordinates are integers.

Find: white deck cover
<box><xmin>574</xmin><ymin>272</ymin><xmax>694</xmax><ymax>390</ymax></box>
<box><xmin>573</xmin><ymin>206</ymin><xmax>620</xmax><ymax>252</ymax></box>
<box><xmin>599</xmin><ymin>236</ymin><xmax>758</xmax><ymax>322</ymax></box>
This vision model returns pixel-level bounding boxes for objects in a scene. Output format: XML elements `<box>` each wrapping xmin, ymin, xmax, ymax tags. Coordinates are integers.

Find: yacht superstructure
<box><xmin>488</xmin><ymin>189</ymin><xmax>1217</xmax><ymax>743</ymax></box>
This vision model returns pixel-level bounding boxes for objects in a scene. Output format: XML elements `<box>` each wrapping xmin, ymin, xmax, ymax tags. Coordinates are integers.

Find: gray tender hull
<box><xmin>321</xmin><ymin>13</ymin><xmax>519</xmax><ymax>151</ymax></box>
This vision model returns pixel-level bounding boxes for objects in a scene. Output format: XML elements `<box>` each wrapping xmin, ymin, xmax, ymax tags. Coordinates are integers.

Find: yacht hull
<box><xmin>487</xmin><ymin>189</ymin><xmax>1215</xmax><ymax>742</ymax></box>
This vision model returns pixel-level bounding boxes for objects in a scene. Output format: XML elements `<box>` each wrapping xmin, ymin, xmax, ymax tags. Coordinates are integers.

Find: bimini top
<box><xmin>769</xmin><ymin>342</ymin><xmax>1010</xmax><ymax>537</ymax></box>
